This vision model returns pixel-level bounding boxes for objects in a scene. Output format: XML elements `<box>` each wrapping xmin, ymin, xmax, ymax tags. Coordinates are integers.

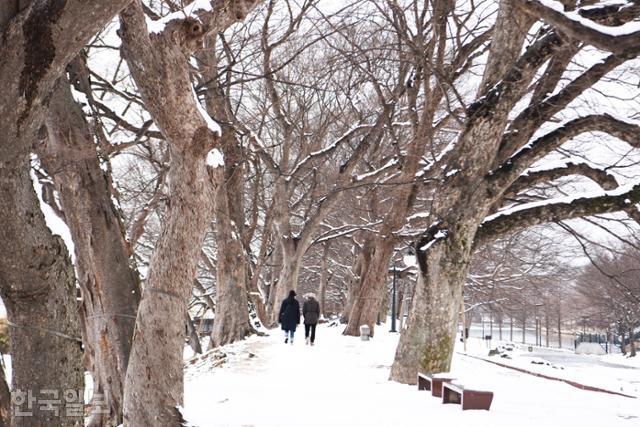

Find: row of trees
<box><xmin>1</xmin><ymin>0</ymin><xmax>639</xmax><ymax>426</ymax></box>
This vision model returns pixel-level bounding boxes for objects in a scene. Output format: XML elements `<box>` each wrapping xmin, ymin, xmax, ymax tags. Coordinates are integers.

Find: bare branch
<box><xmin>518</xmin><ymin>0</ymin><xmax>640</xmax><ymax>56</ymax></box>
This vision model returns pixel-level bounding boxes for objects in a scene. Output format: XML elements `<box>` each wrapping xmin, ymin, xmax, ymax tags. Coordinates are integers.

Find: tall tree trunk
<box><xmin>0</xmin><ymin>164</ymin><xmax>84</xmax><ymax>427</ymax></box>
<box><xmin>0</xmin><ymin>1</ymin><xmax>138</xmax><ymax>426</ymax></box>
<box><xmin>389</xmin><ymin>229</ymin><xmax>473</xmax><ymax>383</ymax></box>
<box><xmin>268</xmin><ymin>239</ymin><xmax>304</xmax><ymax>325</ymax></box>
<box><xmin>318</xmin><ymin>242</ymin><xmax>331</xmax><ymax>319</ymax></box>
<box><xmin>201</xmin><ymin>35</ymin><xmax>257</xmax><ymax>344</ymax></box>
<box><xmin>344</xmin><ymin>238</ymin><xmax>395</xmax><ymax>336</ymax></box>
<box><xmin>209</xmin><ymin>152</ymin><xmax>253</xmax><ymax>348</ymax></box>
<box><xmin>123</xmin><ymin>146</ymin><xmax>218</xmax><ymax>425</ymax></box>
<box><xmin>0</xmin><ymin>359</ymin><xmax>9</xmax><ymax>427</ymax></box>
<box><xmin>388</xmin><ymin>0</ymin><xmax>537</xmax><ymax>384</ymax></box>
<box><xmin>340</xmin><ymin>236</ymin><xmax>375</xmax><ymax>324</ymax></box>
<box><xmin>118</xmin><ymin>0</ymin><xmax>263</xmax><ymax>421</ymax></box>
<box><xmin>41</xmin><ymin>75</ymin><xmax>140</xmax><ymax>427</ymax></box>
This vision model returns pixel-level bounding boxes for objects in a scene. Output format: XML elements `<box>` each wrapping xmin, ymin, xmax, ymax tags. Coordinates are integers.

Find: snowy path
<box><xmin>183</xmin><ymin>325</ymin><xmax>640</xmax><ymax>427</ymax></box>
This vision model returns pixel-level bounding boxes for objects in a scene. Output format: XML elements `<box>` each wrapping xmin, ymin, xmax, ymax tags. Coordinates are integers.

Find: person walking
<box><xmin>279</xmin><ymin>290</ymin><xmax>300</xmax><ymax>344</ymax></box>
<box><xmin>303</xmin><ymin>293</ymin><xmax>321</xmax><ymax>345</ymax></box>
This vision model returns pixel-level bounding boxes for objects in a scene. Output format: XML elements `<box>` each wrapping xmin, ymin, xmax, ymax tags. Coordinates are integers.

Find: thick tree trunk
<box><xmin>340</xmin><ymin>236</ymin><xmax>375</xmax><ymax>324</ymax></box>
<box><xmin>0</xmin><ymin>2</ymin><xmax>138</xmax><ymax>426</ymax></box>
<box><xmin>344</xmin><ymin>238</ymin><xmax>395</xmax><ymax>336</ymax></box>
<box><xmin>118</xmin><ymin>0</ymin><xmax>264</xmax><ymax>421</ymax></box>
<box><xmin>269</xmin><ymin>239</ymin><xmax>304</xmax><ymax>325</ymax></box>
<box><xmin>388</xmin><ymin>0</ymin><xmax>539</xmax><ymax>385</ymax></box>
<box><xmin>0</xmin><ymin>360</ymin><xmax>9</xmax><ymax>427</ymax></box>
<box><xmin>389</xmin><ymin>227</ymin><xmax>473</xmax><ymax>384</ymax></box>
<box><xmin>123</xmin><ymin>145</ymin><xmax>218</xmax><ymax>425</ymax></box>
<box><xmin>41</xmin><ymin>76</ymin><xmax>140</xmax><ymax>427</ymax></box>
<box><xmin>0</xmin><ymin>164</ymin><xmax>84</xmax><ymax>427</ymax></box>
<box><xmin>209</xmin><ymin>166</ymin><xmax>253</xmax><ymax>348</ymax></box>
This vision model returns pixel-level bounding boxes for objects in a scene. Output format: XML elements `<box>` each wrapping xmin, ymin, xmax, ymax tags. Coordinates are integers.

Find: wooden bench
<box><xmin>442</xmin><ymin>382</ymin><xmax>493</xmax><ymax>410</ymax></box>
<box><xmin>417</xmin><ymin>373</ymin><xmax>456</xmax><ymax>398</ymax></box>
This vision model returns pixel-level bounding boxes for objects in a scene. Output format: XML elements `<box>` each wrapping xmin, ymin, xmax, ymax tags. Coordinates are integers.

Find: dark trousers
<box><xmin>304</xmin><ymin>324</ymin><xmax>317</xmax><ymax>343</ymax></box>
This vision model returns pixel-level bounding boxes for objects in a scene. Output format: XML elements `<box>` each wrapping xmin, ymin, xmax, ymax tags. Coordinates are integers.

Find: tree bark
<box><xmin>389</xmin><ymin>226</ymin><xmax>473</xmax><ymax>384</ymax></box>
<box><xmin>209</xmin><ymin>165</ymin><xmax>253</xmax><ymax>348</ymax></box>
<box><xmin>122</xmin><ymin>144</ymin><xmax>218</xmax><ymax>425</ymax></box>
<box><xmin>344</xmin><ymin>238</ymin><xmax>396</xmax><ymax>337</ymax></box>
<box><xmin>118</xmin><ymin>0</ymin><xmax>262</xmax><ymax>422</ymax></box>
<box><xmin>0</xmin><ymin>1</ymin><xmax>133</xmax><ymax>425</ymax></box>
<box><xmin>0</xmin><ymin>164</ymin><xmax>84</xmax><ymax>426</ymax></box>
<box><xmin>268</xmin><ymin>238</ymin><xmax>305</xmax><ymax>325</ymax></box>
<box><xmin>318</xmin><ymin>242</ymin><xmax>331</xmax><ymax>319</ymax></box>
<box><xmin>41</xmin><ymin>75</ymin><xmax>141</xmax><ymax>427</ymax></box>
<box><xmin>340</xmin><ymin>235</ymin><xmax>375</xmax><ymax>324</ymax></box>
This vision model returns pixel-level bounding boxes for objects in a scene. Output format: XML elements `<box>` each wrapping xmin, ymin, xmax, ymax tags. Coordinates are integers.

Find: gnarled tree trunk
<box><xmin>41</xmin><ymin>76</ymin><xmax>140</xmax><ymax>427</ymax></box>
<box><xmin>209</xmin><ymin>158</ymin><xmax>253</xmax><ymax>347</ymax></box>
<box><xmin>0</xmin><ymin>1</ymin><xmax>133</xmax><ymax>426</ymax></box>
<box><xmin>344</xmin><ymin>238</ymin><xmax>395</xmax><ymax>336</ymax></box>
<box><xmin>119</xmin><ymin>1</ymin><xmax>262</xmax><ymax>423</ymax></box>
<box><xmin>0</xmin><ymin>164</ymin><xmax>84</xmax><ymax>427</ymax></box>
<box><xmin>122</xmin><ymin>145</ymin><xmax>218</xmax><ymax>425</ymax></box>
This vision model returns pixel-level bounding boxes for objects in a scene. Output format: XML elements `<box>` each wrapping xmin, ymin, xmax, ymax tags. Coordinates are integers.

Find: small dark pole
<box><xmin>390</xmin><ymin>264</ymin><xmax>397</xmax><ymax>332</ymax></box>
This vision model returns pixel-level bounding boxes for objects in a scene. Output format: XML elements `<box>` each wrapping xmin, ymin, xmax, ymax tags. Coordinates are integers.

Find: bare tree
<box><xmin>117</xmin><ymin>1</ymin><xmax>263</xmax><ymax>424</ymax></box>
<box><xmin>391</xmin><ymin>1</ymin><xmax>640</xmax><ymax>384</ymax></box>
<box><xmin>39</xmin><ymin>68</ymin><xmax>141</xmax><ymax>427</ymax></box>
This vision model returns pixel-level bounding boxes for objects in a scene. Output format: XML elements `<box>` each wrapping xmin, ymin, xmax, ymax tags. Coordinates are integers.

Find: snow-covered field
<box><xmin>182</xmin><ymin>324</ymin><xmax>640</xmax><ymax>427</ymax></box>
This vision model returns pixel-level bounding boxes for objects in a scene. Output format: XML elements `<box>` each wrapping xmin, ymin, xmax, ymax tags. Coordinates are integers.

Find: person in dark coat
<box><xmin>279</xmin><ymin>290</ymin><xmax>300</xmax><ymax>344</ymax></box>
<box><xmin>302</xmin><ymin>293</ymin><xmax>321</xmax><ymax>345</ymax></box>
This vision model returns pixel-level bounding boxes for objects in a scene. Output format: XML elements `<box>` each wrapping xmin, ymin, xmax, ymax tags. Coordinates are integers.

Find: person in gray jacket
<box><xmin>302</xmin><ymin>293</ymin><xmax>321</xmax><ymax>345</ymax></box>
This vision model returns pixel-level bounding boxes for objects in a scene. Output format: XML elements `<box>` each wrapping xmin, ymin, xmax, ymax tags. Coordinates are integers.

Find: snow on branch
<box><xmin>519</xmin><ymin>0</ymin><xmax>640</xmax><ymax>55</ymax></box>
<box><xmin>286</xmin><ymin>124</ymin><xmax>373</xmax><ymax>181</ymax></box>
<box><xmin>491</xmin><ymin>114</ymin><xmax>640</xmax><ymax>191</ymax></box>
<box><xmin>355</xmin><ymin>157</ymin><xmax>399</xmax><ymax>182</ymax></box>
<box><xmin>144</xmin><ymin>0</ymin><xmax>259</xmax><ymax>35</ymax></box>
<box><xmin>494</xmin><ymin>54</ymin><xmax>626</xmax><ymax>166</ymax></box>
<box><xmin>313</xmin><ymin>221</ymin><xmax>385</xmax><ymax>245</ymax></box>
<box><xmin>477</xmin><ymin>181</ymin><xmax>640</xmax><ymax>245</ymax></box>
<box><xmin>505</xmin><ymin>159</ymin><xmax>619</xmax><ymax>197</ymax></box>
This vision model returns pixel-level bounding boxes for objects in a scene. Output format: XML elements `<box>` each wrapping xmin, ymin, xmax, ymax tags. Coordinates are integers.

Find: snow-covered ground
<box><xmin>460</xmin><ymin>339</ymin><xmax>640</xmax><ymax>398</ymax></box>
<box><xmin>182</xmin><ymin>324</ymin><xmax>640</xmax><ymax>427</ymax></box>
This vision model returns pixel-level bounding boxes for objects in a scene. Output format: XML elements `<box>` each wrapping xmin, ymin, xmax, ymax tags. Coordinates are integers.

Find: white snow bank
<box><xmin>182</xmin><ymin>325</ymin><xmax>640</xmax><ymax>426</ymax></box>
